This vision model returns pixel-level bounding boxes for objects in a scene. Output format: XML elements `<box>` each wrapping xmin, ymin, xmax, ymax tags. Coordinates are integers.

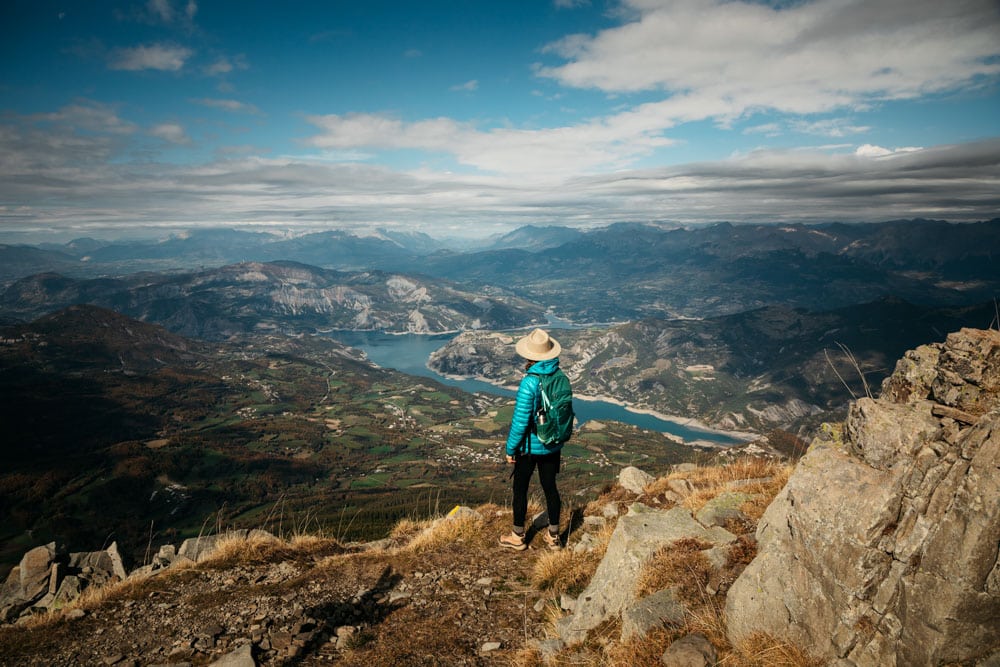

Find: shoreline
<box><xmin>429</xmin><ymin>365</ymin><xmax>757</xmax><ymax>443</ymax></box>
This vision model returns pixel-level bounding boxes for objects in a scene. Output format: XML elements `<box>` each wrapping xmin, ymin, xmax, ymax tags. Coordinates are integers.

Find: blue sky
<box><xmin>1</xmin><ymin>0</ymin><xmax>998</xmax><ymax>240</ymax></box>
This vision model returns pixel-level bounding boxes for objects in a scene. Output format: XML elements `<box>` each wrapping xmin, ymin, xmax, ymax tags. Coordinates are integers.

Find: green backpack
<box><xmin>529</xmin><ymin>370</ymin><xmax>575</xmax><ymax>446</ymax></box>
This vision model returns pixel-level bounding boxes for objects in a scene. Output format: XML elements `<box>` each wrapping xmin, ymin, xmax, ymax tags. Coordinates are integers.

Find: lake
<box><xmin>326</xmin><ymin>330</ymin><xmax>746</xmax><ymax>447</ymax></box>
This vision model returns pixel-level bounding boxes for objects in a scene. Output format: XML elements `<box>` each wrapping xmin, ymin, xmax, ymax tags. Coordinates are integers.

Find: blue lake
<box><xmin>326</xmin><ymin>330</ymin><xmax>746</xmax><ymax>446</ymax></box>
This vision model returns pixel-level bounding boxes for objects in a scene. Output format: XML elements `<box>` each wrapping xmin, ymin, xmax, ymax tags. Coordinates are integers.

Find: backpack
<box><xmin>528</xmin><ymin>370</ymin><xmax>575</xmax><ymax>447</ymax></box>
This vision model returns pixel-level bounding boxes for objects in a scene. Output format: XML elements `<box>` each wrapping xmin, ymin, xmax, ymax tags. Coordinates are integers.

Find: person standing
<box><xmin>500</xmin><ymin>328</ymin><xmax>568</xmax><ymax>551</ymax></box>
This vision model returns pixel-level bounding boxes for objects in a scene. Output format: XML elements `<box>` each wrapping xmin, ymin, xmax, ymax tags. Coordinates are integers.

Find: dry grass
<box><xmin>530</xmin><ymin>521</ymin><xmax>615</xmax><ymax>595</ymax></box>
<box><xmin>603</xmin><ymin>627</ymin><xmax>676</xmax><ymax>667</ymax></box>
<box><xmin>726</xmin><ymin>632</ymin><xmax>827</xmax><ymax>667</ymax></box>
<box><xmin>400</xmin><ymin>507</ymin><xmax>488</xmax><ymax>553</ymax></box>
<box><xmin>643</xmin><ymin>457</ymin><xmax>793</xmax><ymax>520</ymax></box>
<box><xmin>634</xmin><ymin>537</ymin><xmax>714</xmax><ymax>603</ymax></box>
<box><xmin>198</xmin><ymin>530</ymin><xmax>343</xmax><ymax>567</ymax></box>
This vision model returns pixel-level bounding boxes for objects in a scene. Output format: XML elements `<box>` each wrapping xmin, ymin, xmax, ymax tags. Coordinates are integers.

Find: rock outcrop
<box><xmin>0</xmin><ymin>542</ymin><xmax>127</xmax><ymax>623</ymax></box>
<box><xmin>726</xmin><ymin>328</ymin><xmax>1000</xmax><ymax>666</ymax></box>
<box><xmin>556</xmin><ymin>503</ymin><xmax>738</xmax><ymax>645</ymax></box>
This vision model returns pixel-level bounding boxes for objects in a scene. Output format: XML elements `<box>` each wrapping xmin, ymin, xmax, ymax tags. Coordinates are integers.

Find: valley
<box><xmin>1</xmin><ymin>218</ymin><xmax>996</xmax><ymax>580</ymax></box>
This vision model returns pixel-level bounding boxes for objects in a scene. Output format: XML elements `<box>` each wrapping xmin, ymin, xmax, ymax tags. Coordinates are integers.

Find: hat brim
<box><xmin>515</xmin><ymin>334</ymin><xmax>561</xmax><ymax>361</ymax></box>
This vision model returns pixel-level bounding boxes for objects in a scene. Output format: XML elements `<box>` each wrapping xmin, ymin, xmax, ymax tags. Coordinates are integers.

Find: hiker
<box><xmin>500</xmin><ymin>328</ymin><xmax>570</xmax><ymax>551</ymax></box>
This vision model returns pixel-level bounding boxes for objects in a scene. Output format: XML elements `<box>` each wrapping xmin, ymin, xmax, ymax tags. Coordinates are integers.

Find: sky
<box><xmin>1</xmin><ymin>0</ymin><xmax>999</xmax><ymax>241</ymax></box>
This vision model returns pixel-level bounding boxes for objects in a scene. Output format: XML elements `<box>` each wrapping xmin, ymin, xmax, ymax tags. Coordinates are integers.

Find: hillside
<box><xmin>430</xmin><ymin>298</ymin><xmax>999</xmax><ymax>435</ymax></box>
<box><xmin>0</xmin><ymin>457</ymin><xmax>797</xmax><ymax>667</ymax></box>
<box><xmin>0</xmin><ymin>306</ymin><xmax>707</xmax><ymax>575</ymax></box>
<box><xmin>0</xmin><ymin>262</ymin><xmax>547</xmax><ymax>339</ymax></box>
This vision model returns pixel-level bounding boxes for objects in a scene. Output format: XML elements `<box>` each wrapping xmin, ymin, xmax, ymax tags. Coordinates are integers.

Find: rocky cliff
<box><xmin>726</xmin><ymin>328</ymin><xmax>1000</xmax><ymax>666</ymax></box>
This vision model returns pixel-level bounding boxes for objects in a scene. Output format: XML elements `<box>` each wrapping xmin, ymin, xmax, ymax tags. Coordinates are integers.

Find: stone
<box><xmin>480</xmin><ymin>641</ymin><xmax>502</xmax><ymax>654</ymax></box>
<box><xmin>53</xmin><ymin>575</ymin><xmax>83</xmax><ymax>608</ymax></box>
<box><xmin>726</xmin><ymin>328</ymin><xmax>1000</xmax><ymax>667</ymax></box>
<box><xmin>19</xmin><ymin>543</ymin><xmax>60</xmax><ymax>603</ymax></box>
<box><xmin>621</xmin><ymin>588</ymin><xmax>686</xmax><ymax>641</ymax></box>
<box><xmin>619</xmin><ymin>466</ymin><xmax>655</xmax><ymax>494</ymax></box>
<box><xmin>445</xmin><ymin>505</ymin><xmax>483</xmax><ymax>521</ymax></box>
<box><xmin>694</xmin><ymin>492</ymin><xmax>752</xmax><ymax>528</ymax></box>
<box><xmin>661</xmin><ymin>633</ymin><xmax>717</xmax><ymax>667</ymax></box>
<box><xmin>560</xmin><ymin>594</ymin><xmax>576</xmax><ymax>611</ymax></box>
<box><xmin>207</xmin><ymin>643</ymin><xmax>256</xmax><ymax>667</ymax></box>
<box><xmin>601</xmin><ymin>502</ymin><xmax>620</xmax><ymax>519</ymax></box>
<box><xmin>557</xmin><ymin>504</ymin><xmax>735</xmax><ymax>645</ymax></box>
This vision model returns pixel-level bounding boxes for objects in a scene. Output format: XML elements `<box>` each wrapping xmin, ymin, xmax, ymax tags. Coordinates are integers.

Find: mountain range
<box><xmin>0</xmin><ymin>262</ymin><xmax>545</xmax><ymax>339</ymax></box>
<box><xmin>4</xmin><ymin>219</ymin><xmax>997</xmax><ymax>324</ymax></box>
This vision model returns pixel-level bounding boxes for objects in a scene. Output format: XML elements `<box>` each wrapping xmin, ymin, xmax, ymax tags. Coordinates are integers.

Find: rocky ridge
<box><xmin>727</xmin><ymin>328</ymin><xmax>1000</xmax><ymax>666</ymax></box>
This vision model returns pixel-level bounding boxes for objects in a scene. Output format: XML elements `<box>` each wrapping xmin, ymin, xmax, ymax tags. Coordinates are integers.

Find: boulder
<box><xmin>726</xmin><ymin>328</ymin><xmax>1000</xmax><ymax>666</ymax></box>
<box><xmin>19</xmin><ymin>542</ymin><xmax>61</xmax><ymax>603</ymax></box>
<box><xmin>621</xmin><ymin>588</ymin><xmax>686</xmax><ymax>641</ymax></box>
<box><xmin>694</xmin><ymin>492</ymin><xmax>752</xmax><ymax>528</ymax></box>
<box><xmin>207</xmin><ymin>643</ymin><xmax>256</xmax><ymax>667</ymax></box>
<box><xmin>69</xmin><ymin>542</ymin><xmax>128</xmax><ymax>583</ymax></box>
<box><xmin>619</xmin><ymin>466</ymin><xmax>655</xmax><ymax>494</ymax></box>
<box><xmin>177</xmin><ymin>529</ymin><xmax>273</xmax><ymax>563</ymax></box>
<box><xmin>661</xmin><ymin>633</ymin><xmax>717</xmax><ymax>667</ymax></box>
<box><xmin>556</xmin><ymin>504</ymin><xmax>735</xmax><ymax>645</ymax></box>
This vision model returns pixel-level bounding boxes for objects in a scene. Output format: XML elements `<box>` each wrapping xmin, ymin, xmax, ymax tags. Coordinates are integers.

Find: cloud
<box><xmin>554</xmin><ymin>0</ymin><xmax>590</xmax><ymax>7</ymax></box>
<box><xmin>3</xmin><ymin>108</ymin><xmax>997</xmax><ymax>236</ymax></box>
<box><xmin>450</xmin><ymin>80</ymin><xmax>479</xmax><ymax>92</ymax></box>
<box><xmin>855</xmin><ymin>143</ymin><xmax>922</xmax><ymax>157</ymax></box>
<box><xmin>191</xmin><ymin>97</ymin><xmax>260</xmax><ymax>114</ymax></box>
<box><xmin>34</xmin><ymin>101</ymin><xmax>137</xmax><ymax>135</ymax></box>
<box><xmin>304</xmin><ymin>110</ymin><xmax>675</xmax><ymax>177</ymax></box>
<box><xmin>117</xmin><ymin>0</ymin><xmax>198</xmax><ymax>27</ymax></box>
<box><xmin>109</xmin><ymin>43</ymin><xmax>192</xmax><ymax>71</ymax></box>
<box><xmin>538</xmin><ymin>0</ymin><xmax>1000</xmax><ymax>122</ymax></box>
<box><xmin>149</xmin><ymin>123</ymin><xmax>191</xmax><ymax>145</ymax></box>
<box><xmin>204</xmin><ymin>54</ymin><xmax>248</xmax><ymax>76</ymax></box>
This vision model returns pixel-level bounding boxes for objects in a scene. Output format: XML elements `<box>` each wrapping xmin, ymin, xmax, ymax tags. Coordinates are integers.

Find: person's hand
<box><xmin>506</xmin><ymin>455</ymin><xmax>516</xmax><ymax>464</ymax></box>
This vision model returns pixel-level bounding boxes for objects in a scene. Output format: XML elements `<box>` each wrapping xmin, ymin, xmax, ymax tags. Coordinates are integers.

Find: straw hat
<box><xmin>515</xmin><ymin>328</ymin><xmax>561</xmax><ymax>361</ymax></box>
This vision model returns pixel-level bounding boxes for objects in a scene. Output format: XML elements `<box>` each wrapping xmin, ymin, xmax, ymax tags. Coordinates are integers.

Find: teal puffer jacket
<box><xmin>505</xmin><ymin>357</ymin><xmax>564</xmax><ymax>457</ymax></box>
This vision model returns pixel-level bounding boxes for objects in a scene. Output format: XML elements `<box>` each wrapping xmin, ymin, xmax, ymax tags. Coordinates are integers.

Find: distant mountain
<box><xmin>484</xmin><ymin>224</ymin><xmax>586</xmax><ymax>251</ymax></box>
<box><xmin>416</xmin><ymin>219</ymin><xmax>1000</xmax><ymax>320</ymax></box>
<box><xmin>0</xmin><ymin>261</ymin><xmax>546</xmax><ymax>339</ymax></box>
<box><xmin>429</xmin><ymin>297</ymin><xmax>999</xmax><ymax>436</ymax></box>
<box><xmin>0</xmin><ymin>245</ymin><xmax>80</xmax><ymax>285</ymax></box>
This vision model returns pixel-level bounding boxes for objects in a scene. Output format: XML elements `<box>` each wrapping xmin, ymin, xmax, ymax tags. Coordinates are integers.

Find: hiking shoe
<box><xmin>543</xmin><ymin>531</ymin><xmax>561</xmax><ymax>550</ymax></box>
<box><xmin>499</xmin><ymin>531</ymin><xmax>527</xmax><ymax>551</ymax></box>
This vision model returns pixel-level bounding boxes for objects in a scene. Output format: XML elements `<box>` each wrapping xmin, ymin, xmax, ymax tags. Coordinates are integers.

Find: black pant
<box><xmin>512</xmin><ymin>451</ymin><xmax>561</xmax><ymax>530</ymax></box>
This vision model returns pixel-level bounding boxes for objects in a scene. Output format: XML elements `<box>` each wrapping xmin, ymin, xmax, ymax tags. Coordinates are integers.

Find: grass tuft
<box><xmin>635</xmin><ymin>537</ymin><xmax>713</xmax><ymax>603</ymax></box>
<box><xmin>531</xmin><ymin>521</ymin><xmax>615</xmax><ymax>596</ymax></box>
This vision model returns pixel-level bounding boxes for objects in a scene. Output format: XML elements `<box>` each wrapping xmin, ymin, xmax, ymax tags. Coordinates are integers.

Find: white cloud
<box><xmin>304</xmin><ymin>110</ymin><xmax>675</xmax><ymax>178</ymax></box>
<box><xmin>450</xmin><ymin>79</ymin><xmax>479</xmax><ymax>92</ymax></box>
<box><xmin>554</xmin><ymin>0</ymin><xmax>591</xmax><ymax>8</ymax></box>
<box><xmin>191</xmin><ymin>97</ymin><xmax>260</xmax><ymax>114</ymax></box>
<box><xmin>34</xmin><ymin>101</ymin><xmax>137</xmax><ymax>135</ymax></box>
<box><xmin>205</xmin><ymin>54</ymin><xmax>248</xmax><ymax>76</ymax></box>
<box><xmin>792</xmin><ymin>118</ymin><xmax>871</xmax><ymax>138</ymax></box>
<box><xmin>149</xmin><ymin>123</ymin><xmax>191</xmax><ymax>145</ymax></box>
<box><xmin>147</xmin><ymin>0</ymin><xmax>174</xmax><ymax>23</ymax></box>
<box><xmin>297</xmin><ymin>0</ymin><xmax>999</xmax><ymax>180</ymax></box>
<box><xmin>855</xmin><ymin>143</ymin><xmax>923</xmax><ymax>157</ymax></box>
<box><xmin>538</xmin><ymin>0</ymin><xmax>1000</xmax><ymax>119</ymax></box>
<box><xmin>109</xmin><ymin>43</ymin><xmax>192</xmax><ymax>71</ymax></box>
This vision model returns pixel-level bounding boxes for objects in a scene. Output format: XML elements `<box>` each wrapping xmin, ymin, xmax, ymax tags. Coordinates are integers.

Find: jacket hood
<box><xmin>528</xmin><ymin>357</ymin><xmax>560</xmax><ymax>375</ymax></box>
